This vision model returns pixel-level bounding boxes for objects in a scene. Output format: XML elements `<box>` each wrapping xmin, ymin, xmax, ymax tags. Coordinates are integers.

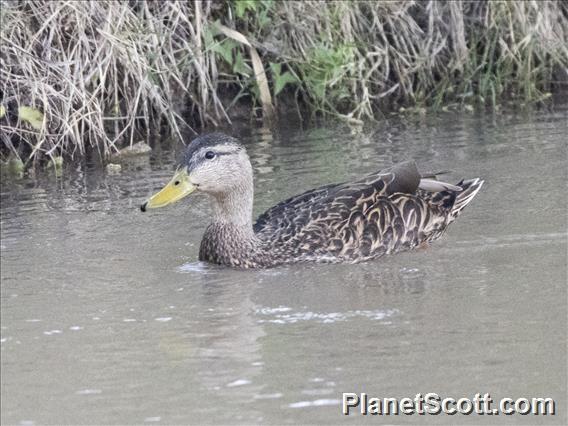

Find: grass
<box><xmin>1</xmin><ymin>0</ymin><xmax>567</xmax><ymax>164</ymax></box>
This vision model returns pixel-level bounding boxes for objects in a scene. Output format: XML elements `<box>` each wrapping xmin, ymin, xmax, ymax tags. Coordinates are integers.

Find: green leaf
<box><xmin>18</xmin><ymin>106</ymin><xmax>44</xmax><ymax>130</ymax></box>
<box><xmin>53</xmin><ymin>156</ymin><xmax>63</xmax><ymax>168</ymax></box>
<box><xmin>0</xmin><ymin>105</ymin><xmax>5</xmax><ymax>119</ymax></box>
<box><xmin>45</xmin><ymin>155</ymin><xmax>64</xmax><ymax>176</ymax></box>
<box><xmin>235</xmin><ymin>1</ymin><xmax>246</xmax><ymax>18</ymax></box>
<box><xmin>234</xmin><ymin>0</ymin><xmax>257</xmax><ymax>18</ymax></box>
<box><xmin>211</xmin><ymin>39</ymin><xmax>237</xmax><ymax>65</ymax></box>
<box><xmin>7</xmin><ymin>157</ymin><xmax>24</xmax><ymax>176</ymax></box>
<box><xmin>274</xmin><ymin>71</ymin><xmax>297</xmax><ymax>96</ymax></box>
<box><xmin>269</xmin><ymin>62</ymin><xmax>282</xmax><ymax>78</ymax></box>
<box><xmin>250</xmin><ymin>83</ymin><xmax>260</xmax><ymax>101</ymax></box>
<box><xmin>203</xmin><ymin>26</ymin><xmax>215</xmax><ymax>48</ymax></box>
<box><xmin>257</xmin><ymin>9</ymin><xmax>271</xmax><ymax>29</ymax></box>
<box><xmin>313</xmin><ymin>81</ymin><xmax>326</xmax><ymax>99</ymax></box>
<box><xmin>233</xmin><ymin>51</ymin><xmax>251</xmax><ymax>76</ymax></box>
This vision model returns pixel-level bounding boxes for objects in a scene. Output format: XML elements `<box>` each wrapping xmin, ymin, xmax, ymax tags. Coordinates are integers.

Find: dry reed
<box><xmin>1</xmin><ymin>0</ymin><xmax>566</xmax><ymax>163</ymax></box>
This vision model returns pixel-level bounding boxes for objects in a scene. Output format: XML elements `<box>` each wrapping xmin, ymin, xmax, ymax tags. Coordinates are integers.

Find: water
<box><xmin>1</xmin><ymin>108</ymin><xmax>566</xmax><ymax>425</ymax></box>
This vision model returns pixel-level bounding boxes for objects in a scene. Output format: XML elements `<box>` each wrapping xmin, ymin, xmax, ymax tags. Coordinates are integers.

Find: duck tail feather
<box><xmin>419</xmin><ymin>178</ymin><xmax>463</xmax><ymax>192</ymax></box>
<box><xmin>451</xmin><ymin>178</ymin><xmax>484</xmax><ymax>218</ymax></box>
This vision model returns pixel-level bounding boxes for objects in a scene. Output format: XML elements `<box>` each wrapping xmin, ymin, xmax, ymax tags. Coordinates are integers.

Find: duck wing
<box><xmin>253</xmin><ymin>160</ymin><xmax>421</xmax><ymax>238</ymax></box>
<box><xmin>254</xmin><ymin>160</ymin><xmax>484</xmax><ymax>263</ymax></box>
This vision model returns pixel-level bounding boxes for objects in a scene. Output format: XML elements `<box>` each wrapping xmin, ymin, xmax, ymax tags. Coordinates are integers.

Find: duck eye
<box><xmin>174</xmin><ymin>180</ymin><xmax>180</xmax><ymax>186</ymax></box>
<box><xmin>205</xmin><ymin>151</ymin><xmax>216</xmax><ymax>160</ymax></box>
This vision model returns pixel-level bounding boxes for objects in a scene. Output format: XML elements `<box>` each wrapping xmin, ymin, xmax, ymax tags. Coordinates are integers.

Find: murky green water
<box><xmin>1</xmin><ymin>109</ymin><xmax>567</xmax><ymax>425</ymax></box>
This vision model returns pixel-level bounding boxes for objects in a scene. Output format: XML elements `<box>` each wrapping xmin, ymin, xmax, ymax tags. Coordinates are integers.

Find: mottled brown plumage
<box><xmin>142</xmin><ymin>133</ymin><xmax>484</xmax><ymax>268</ymax></box>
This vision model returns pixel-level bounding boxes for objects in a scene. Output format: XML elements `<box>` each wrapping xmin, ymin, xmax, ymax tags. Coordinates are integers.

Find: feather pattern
<box><xmin>201</xmin><ymin>160</ymin><xmax>483</xmax><ymax>267</ymax></box>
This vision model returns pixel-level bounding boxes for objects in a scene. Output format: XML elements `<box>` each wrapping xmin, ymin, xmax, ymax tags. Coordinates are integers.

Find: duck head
<box><xmin>140</xmin><ymin>133</ymin><xmax>253</xmax><ymax>213</ymax></box>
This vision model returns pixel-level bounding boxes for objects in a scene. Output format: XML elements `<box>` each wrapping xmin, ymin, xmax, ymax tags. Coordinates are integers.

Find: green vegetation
<box><xmin>1</xmin><ymin>0</ymin><xmax>566</xmax><ymax>163</ymax></box>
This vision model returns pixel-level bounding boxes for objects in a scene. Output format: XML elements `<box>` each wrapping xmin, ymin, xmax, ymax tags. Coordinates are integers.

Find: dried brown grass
<box><xmin>1</xmin><ymin>0</ymin><xmax>566</xmax><ymax>163</ymax></box>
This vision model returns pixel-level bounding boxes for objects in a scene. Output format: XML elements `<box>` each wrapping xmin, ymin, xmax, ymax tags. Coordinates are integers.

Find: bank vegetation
<box><xmin>1</xmin><ymin>0</ymin><xmax>567</xmax><ymax>164</ymax></box>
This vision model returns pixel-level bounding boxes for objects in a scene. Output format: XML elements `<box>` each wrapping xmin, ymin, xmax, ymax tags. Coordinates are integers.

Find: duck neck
<box><xmin>211</xmin><ymin>182</ymin><xmax>254</xmax><ymax>235</ymax></box>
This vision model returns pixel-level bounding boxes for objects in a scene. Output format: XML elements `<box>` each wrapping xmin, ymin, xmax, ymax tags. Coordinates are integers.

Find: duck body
<box><xmin>141</xmin><ymin>133</ymin><xmax>484</xmax><ymax>269</ymax></box>
<box><xmin>198</xmin><ymin>160</ymin><xmax>483</xmax><ymax>268</ymax></box>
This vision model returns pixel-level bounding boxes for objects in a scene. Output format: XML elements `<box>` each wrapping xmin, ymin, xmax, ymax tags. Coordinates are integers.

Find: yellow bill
<box><xmin>140</xmin><ymin>168</ymin><xmax>196</xmax><ymax>212</ymax></box>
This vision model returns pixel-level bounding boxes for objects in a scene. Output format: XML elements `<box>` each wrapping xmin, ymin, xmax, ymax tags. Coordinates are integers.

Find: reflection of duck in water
<box><xmin>141</xmin><ymin>133</ymin><xmax>483</xmax><ymax>268</ymax></box>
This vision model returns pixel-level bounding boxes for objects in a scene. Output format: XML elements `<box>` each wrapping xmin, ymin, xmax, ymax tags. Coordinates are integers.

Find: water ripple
<box><xmin>256</xmin><ymin>307</ymin><xmax>398</xmax><ymax>324</ymax></box>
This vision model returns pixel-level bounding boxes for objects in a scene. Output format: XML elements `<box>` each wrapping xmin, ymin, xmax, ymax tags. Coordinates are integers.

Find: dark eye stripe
<box><xmin>206</xmin><ymin>151</ymin><xmax>233</xmax><ymax>157</ymax></box>
<box><xmin>184</xmin><ymin>150</ymin><xmax>234</xmax><ymax>169</ymax></box>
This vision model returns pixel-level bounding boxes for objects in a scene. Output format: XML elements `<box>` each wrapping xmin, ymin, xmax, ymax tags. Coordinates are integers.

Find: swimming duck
<box><xmin>141</xmin><ymin>133</ymin><xmax>483</xmax><ymax>268</ymax></box>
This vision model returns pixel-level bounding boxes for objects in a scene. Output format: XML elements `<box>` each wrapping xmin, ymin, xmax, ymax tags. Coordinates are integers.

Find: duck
<box><xmin>140</xmin><ymin>133</ymin><xmax>484</xmax><ymax>268</ymax></box>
